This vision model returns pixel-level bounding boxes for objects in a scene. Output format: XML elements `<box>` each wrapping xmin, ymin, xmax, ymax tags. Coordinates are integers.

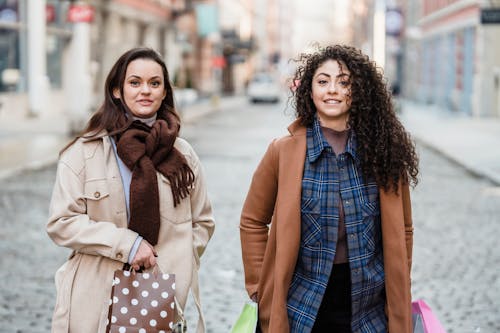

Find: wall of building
<box><xmin>348</xmin><ymin>0</ymin><xmax>500</xmax><ymax>118</ymax></box>
<box><xmin>0</xmin><ymin>0</ymin><xmax>220</xmax><ymax>130</ymax></box>
<box><xmin>0</xmin><ymin>0</ymin><xmax>71</xmax><ymax>120</ymax></box>
<box><xmin>416</xmin><ymin>1</ymin><xmax>478</xmax><ymax>115</ymax></box>
<box><xmin>89</xmin><ymin>0</ymin><xmax>174</xmax><ymax>109</ymax></box>
<box><xmin>404</xmin><ymin>0</ymin><xmax>500</xmax><ymax>117</ymax></box>
<box><xmin>476</xmin><ymin>17</ymin><xmax>500</xmax><ymax>116</ymax></box>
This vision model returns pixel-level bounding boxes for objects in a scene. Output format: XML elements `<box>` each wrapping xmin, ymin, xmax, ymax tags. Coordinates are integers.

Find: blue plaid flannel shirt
<box><xmin>286</xmin><ymin>117</ymin><xmax>387</xmax><ymax>332</ymax></box>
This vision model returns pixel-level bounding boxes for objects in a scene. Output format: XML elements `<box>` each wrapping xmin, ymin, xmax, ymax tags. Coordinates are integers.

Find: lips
<box><xmin>137</xmin><ymin>99</ymin><xmax>153</xmax><ymax>106</ymax></box>
<box><xmin>324</xmin><ymin>99</ymin><xmax>341</xmax><ymax>104</ymax></box>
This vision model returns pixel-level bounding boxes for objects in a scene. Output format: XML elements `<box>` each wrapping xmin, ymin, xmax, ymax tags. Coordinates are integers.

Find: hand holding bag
<box><xmin>106</xmin><ymin>267</ymin><xmax>186</xmax><ymax>333</ymax></box>
<box><xmin>412</xmin><ymin>299</ymin><xmax>447</xmax><ymax>333</ymax></box>
<box><xmin>230</xmin><ymin>301</ymin><xmax>258</xmax><ymax>333</ymax></box>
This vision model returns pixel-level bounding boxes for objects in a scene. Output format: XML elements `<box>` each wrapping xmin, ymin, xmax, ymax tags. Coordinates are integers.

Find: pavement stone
<box><xmin>409</xmin><ymin>146</ymin><xmax>500</xmax><ymax>333</ymax></box>
<box><xmin>399</xmin><ymin>100</ymin><xmax>500</xmax><ymax>185</ymax></box>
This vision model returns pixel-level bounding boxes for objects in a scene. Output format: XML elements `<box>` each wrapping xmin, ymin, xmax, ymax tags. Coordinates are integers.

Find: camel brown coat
<box><xmin>240</xmin><ymin>119</ymin><xmax>413</xmax><ymax>333</ymax></box>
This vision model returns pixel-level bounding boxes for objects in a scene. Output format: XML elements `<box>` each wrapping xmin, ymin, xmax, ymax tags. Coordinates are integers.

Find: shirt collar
<box><xmin>306</xmin><ymin>116</ymin><xmax>358</xmax><ymax>163</ymax></box>
<box><xmin>306</xmin><ymin>117</ymin><xmax>329</xmax><ymax>163</ymax></box>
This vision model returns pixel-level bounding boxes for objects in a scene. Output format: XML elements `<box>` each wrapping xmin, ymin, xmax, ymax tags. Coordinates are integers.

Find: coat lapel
<box><xmin>272</xmin><ymin>122</ymin><xmax>307</xmax><ymax>325</ymax></box>
<box><xmin>380</xmin><ymin>185</ymin><xmax>412</xmax><ymax>333</ymax></box>
<box><xmin>275</xmin><ymin>130</ymin><xmax>307</xmax><ymax>280</ymax></box>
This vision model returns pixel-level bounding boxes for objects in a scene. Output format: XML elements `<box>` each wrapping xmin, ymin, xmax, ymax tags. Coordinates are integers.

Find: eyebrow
<box><xmin>126</xmin><ymin>75</ymin><xmax>163</xmax><ymax>80</ymax></box>
<box><xmin>314</xmin><ymin>72</ymin><xmax>350</xmax><ymax>79</ymax></box>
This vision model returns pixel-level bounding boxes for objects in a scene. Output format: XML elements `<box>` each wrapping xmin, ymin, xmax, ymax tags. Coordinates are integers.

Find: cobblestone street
<box><xmin>0</xmin><ymin>99</ymin><xmax>499</xmax><ymax>332</ymax></box>
<box><xmin>410</xmin><ymin>146</ymin><xmax>500</xmax><ymax>333</ymax></box>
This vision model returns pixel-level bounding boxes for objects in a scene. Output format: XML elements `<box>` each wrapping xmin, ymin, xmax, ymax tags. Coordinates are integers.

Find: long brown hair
<box><xmin>61</xmin><ymin>47</ymin><xmax>179</xmax><ymax>153</ymax></box>
<box><xmin>291</xmin><ymin>45</ymin><xmax>419</xmax><ymax>191</ymax></box>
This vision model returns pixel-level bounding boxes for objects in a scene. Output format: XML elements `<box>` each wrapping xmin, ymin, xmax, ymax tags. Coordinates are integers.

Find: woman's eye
<box><xmin>339</xmin><ymin>81</ymin><xmax>350</xmax><ymax>87</ymax></box>
<box><xmin>317</xmin><ymin>80</ymin><xmax>328</xmax><ymax>85</ymax></box>
<box><xmin>150</xmin><ymin>81</ymin><xmax>161</xmax><ymax>87</ymax></box>
<box><xmin>130</xmin><ymin>81</ymin><xmax>140</xmax><ymax>87</ymax></box>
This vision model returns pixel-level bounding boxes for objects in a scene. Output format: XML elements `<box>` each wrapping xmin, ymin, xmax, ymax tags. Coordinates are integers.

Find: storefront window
<box><xmin>0</xmin><ymin>0</ymin><xmax>71</xmax><ymax>92</ymax></box>
<box><xmin>0</xmin><ymin>29</ymin><xmax>20</xmax><ymax>92</ymax></box>
<box><xmin>0</xmin><ymin>0</ymin><xmax>21</xmax><ymax>92</ymax></box>
<box><xmin>0</xmin><ymin>0</ymin><xmax>18</xmax><ymax>22</ymax></box>
<box><xmin>46</xmin><ymin>0</ymin><xmax>71</xmax><ymax>89</ymax></box>
<box><xmin>47</xmin><ymin>34</ymin><xmax>64</xmax><ymax>88</ymax></box>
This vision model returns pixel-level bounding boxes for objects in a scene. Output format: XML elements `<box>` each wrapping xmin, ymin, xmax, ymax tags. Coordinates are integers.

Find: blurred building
<box><xmin>0</xmin><ymin>0</ymin><xmax>220</xmax><ymax>131</ymax></box>
<box><xmin>407</xmin><ymin>0</ymin><xmax>500</xmax><ymax>117</ymax></box>
<box><xmin>216</xmin><ymin>0</ymin><xmax>293</xmax><ymax>95</ymax></box>
<box><xmin>217</xmin><ymin>0</ymin><xmax>255</xmax><ymax>95</ymax></box>
<box><xmin>0</xmin><ymin>0</ymin><xmax>71</xmax><ymax>119</ymax></box>
<box><xmin>350</xmin><ymin>0</ymin><xmax>500</xmax><ymax>117</ymax></box>
<box><xmin>349</xmin><ymin>0</ymin><xmax>405</xmax><ymax>93</ymax></box>
<box><xmin>291</xmin><ymin>0</ymin><xmax>352</xmax><ymax>56</ymax></box>
<box><xmin>216</xmin><ymin>0</ymin><xmax>353</xmax><ymax>95</ymax></box>
<box><xmin>350</xmin><ymin>0</ymin><xmax>374</xmax><ymax>56</ymax></box>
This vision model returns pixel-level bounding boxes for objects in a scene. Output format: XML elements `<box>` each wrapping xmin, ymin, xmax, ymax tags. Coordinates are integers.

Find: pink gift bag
<box><xmin>412</xmin><ymin>299</ymin><xmax>447</xmax><ymax>333</ymax></box>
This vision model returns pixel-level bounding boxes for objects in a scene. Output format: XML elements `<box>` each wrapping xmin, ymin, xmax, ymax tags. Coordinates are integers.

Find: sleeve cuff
<box><xmin>127</xmin><ymin>236</ymin><xmax>143</xmax><ymax>264</ymax></box>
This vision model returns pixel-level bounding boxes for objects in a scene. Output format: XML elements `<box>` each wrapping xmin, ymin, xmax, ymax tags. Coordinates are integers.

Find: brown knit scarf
<box><xmin>115</xmin><ymin>113</ymin><xmax>194</xmax><ymax>245</ymax></box>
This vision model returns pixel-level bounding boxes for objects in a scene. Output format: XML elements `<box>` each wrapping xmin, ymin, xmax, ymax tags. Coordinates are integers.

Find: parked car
<box><xmin>247</xmin><ymin>73</ymin><xmax>281</xmax><ymax>103</ymax></box>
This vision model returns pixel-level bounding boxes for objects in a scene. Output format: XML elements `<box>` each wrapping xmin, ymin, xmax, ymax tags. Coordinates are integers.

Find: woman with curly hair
<box><xmin>239</xmin><ymin>44</ymin><xmax>418</xmax><ymax>333</ymax></box>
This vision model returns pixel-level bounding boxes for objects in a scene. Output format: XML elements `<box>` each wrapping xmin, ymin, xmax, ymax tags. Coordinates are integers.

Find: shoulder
<box><xmin>174</xmin><ymin>137</ymin><xmax>200</xmax><ymax>168</ymax></box>
<box><xmin>269</xmin><ymin>119</ymin><xmax>307</xmax><ymax>152</ymax></box>
<box><xmin>59</xmin><ymin>136</ymin><xmax>104</xmax><ymax>176</ymax></box>
<box><xmin>174</xmin><ymin>137</ymin><xmax>196</xmax><ymax>156</ymax></box>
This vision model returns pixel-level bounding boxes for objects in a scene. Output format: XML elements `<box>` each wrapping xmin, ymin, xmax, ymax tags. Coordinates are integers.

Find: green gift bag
<box><xmin>231</xmin><ymin>301</ymin><xmax>258</xmax><ymax>333</ymax></box>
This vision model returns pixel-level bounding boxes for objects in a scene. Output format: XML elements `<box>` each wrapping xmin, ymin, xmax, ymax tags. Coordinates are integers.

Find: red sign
<box><xmin>212</xmin><ymin>56</ymin><xmax>226</xmax><ymax>68</ymax></box>
<box><xmin>67</xmin><ymin>4</ymin><xmax>94</xmax><ymax>23</ymax></box>
<box><xmin>46</xmin><ymin>4</ymin><xmax>56</xmax><ymax>23</ymax></box>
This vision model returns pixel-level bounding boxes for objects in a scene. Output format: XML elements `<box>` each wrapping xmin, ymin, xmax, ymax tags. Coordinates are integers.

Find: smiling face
<box><xmin>114</xmin><ymin>58</ymin><xmax>167</xmax><ymax>118</ymax></box>
<box><xmin>311</xmin><ymin>59</ymin><xmax>352</xmax><ymax>130</ymax></box>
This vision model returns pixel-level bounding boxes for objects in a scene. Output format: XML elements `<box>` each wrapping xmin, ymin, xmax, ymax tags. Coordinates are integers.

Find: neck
<box><xmin>318</xmin><ymin>116</ymin><xmax>349</xmax><ymax>131</ymax></box>
<box><xmin>132</xmin><ymin>114</ymin><xmax>157</xmax><ymax>127</ymax></box>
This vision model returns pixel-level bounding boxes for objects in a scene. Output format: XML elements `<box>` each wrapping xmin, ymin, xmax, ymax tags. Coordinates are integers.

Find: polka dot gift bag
<box><xmin>105</xmin><ymin>267</ymin><xmax>186</xmax><ymax>333</ymax></box>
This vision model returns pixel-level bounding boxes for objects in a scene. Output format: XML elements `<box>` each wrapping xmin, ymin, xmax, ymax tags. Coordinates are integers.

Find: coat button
<box><xmin>116</xmin><ymin>253</ymin><xmax>123</xmax><ymax>259</ymax></box>
<box><xmin>94</xmin><ymin>191</ymin><xmax>100</xmax><ymax>198</ymax></box>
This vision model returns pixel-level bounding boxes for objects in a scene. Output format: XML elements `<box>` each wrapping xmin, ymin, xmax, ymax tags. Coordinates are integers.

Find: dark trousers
<box><xmin>312</xmin><ymin>263</ymin><xmax>352</xmax><ymax>333</ymax></box>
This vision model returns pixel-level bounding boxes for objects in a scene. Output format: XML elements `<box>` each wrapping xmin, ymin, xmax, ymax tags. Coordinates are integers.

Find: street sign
<box><xmin>46</xmin><ymin>4</ymin><xmax>56</xmax><ymax>23</ymax></box>
<box><xmin>386</xmin><ymin>8</ymin><xmax>404</xmax><ymax>36</ymax></box>
<box><xmin>212</xmin><ymin>56</ymin><xmax>226</xmax><ymax>68</ymax></box>
<box><xmin>481</xmin><ymin>8</ymin><xmax>500</xmax><ymax>24</ymax></box>
<box><xmin>67</xmin><ymin>4</ymin><xmax>94</xmax><ymax>23</ymax></box>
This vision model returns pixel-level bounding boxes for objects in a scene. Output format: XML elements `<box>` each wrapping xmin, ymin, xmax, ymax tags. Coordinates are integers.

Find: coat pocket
<box><xmin>301</xmin><ymin>197</ymin><xmax>321</xmax><ymax>246</ymax></box>
<box><xmin>83</xmin><ymin>178</ymin><xmax>110</xmax><ymax>214</ymax></box>
<box><xmin>296</xmin><ymin>197</ymin><xmax>322</xmax><ymax>276</ymax></box>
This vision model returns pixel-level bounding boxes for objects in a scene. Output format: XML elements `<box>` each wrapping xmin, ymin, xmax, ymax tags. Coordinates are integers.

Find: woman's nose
<box><xmin>141</xmin><ymin>83</ymin><xmax>151</xmax><ymax>94</ymax></box>
<box><xmin>328</xmin><ymin>82</ymin><xmax>337</xmax><ymax>93</ymax></box>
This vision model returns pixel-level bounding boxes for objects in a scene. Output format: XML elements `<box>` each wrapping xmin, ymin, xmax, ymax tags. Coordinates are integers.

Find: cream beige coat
<box><xmin>240</xmin><ymin>119</ymin><xmax>413</xmax><ymax>333</ymax></box>
<box><xmin>47</xmin><ymin>134</ymin><xmax>215</xmax><ymax>333</ymax></box>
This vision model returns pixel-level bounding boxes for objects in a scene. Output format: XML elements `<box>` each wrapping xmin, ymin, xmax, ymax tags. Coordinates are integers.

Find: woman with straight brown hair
<box><xmin>47</xmin><ymin>47</ymin><xmax>215</xmax><ymax>333</ymax></box>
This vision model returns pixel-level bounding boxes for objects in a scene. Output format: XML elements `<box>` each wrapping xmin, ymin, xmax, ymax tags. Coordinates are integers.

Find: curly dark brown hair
<box><xmin>291</xmin><ymin>44</ymin><xmax>418</xmax><ymax>191</ymax></box>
